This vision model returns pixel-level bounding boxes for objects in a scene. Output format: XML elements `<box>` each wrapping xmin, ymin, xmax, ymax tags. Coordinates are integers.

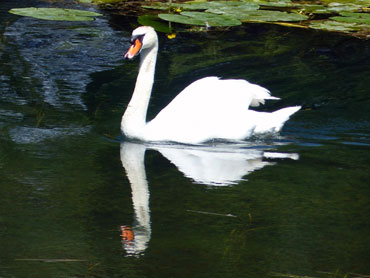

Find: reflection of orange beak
<box><xmin>124</xmin><ymin>38</ymin><xmax>142</xmax><ymax>59</ymax></box>
<box><xmin>120</xmin><ymin>225</ymin><xmax>134</xmax><ymax>242</ymax></box>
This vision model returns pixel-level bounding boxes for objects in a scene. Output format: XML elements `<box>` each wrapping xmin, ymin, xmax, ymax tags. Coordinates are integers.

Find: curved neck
<box><xmin>121</xmin><ymin>43</ymin><xmax>158</xmax><ymax>138</ymax></box>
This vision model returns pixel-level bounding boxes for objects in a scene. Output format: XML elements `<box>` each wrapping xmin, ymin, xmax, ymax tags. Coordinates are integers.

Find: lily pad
<box><xmin>331</xmin><ymin>12</ymin><xmax>370</xmax><ymax>25</ymax></box>
<box><xmin>326</xmin><ymin>2</ymin><xmax>363</xmax><ymax>12</ymax></box>
<box><xmin>186</xmin><ymin>1</ymin><xmax>259</xmax><ymax>9</ymax></box>
<box><xmin>309</xmin><ymin>20</ymin><xmax>363</xmax><ymax>32</ymax></box>
<box><xmin>158</xmin><ymin>11</ymin><xmax>242</xmax><ymax>26</ymax></box>
<box><xmin>9</xmin><ymin>7</ymin><xmax>102</xmax><ymax>21</ymax></box>
<box><xmin>206</xmin><ymin>3</ymin><xmax>260</xmax><ymax>17</ymax></box>
<box><xmin>245</xmin><ymin>0</ymin><xmax>293</xmax><ymax>8</ymax></box>
<box><xmin>158</xmin><ymin>13</ymin><xmax>205</xmax><ymax>25</ymax></box>
<box><xmin>142</xmin><ymin>3</ymin><xmax>174</xmax><ymax>10</ymax></box>
<box><xmin>294</xmin><ymin>3</ymin><xmax>362</xmax><ymax>14</ymax></box>
<box><xmin>241</xmin><ymin>10</ymin><xmax>308</xmax><ymax>22</ymax></box>
<box><xmin>144</xmin><ymin>1</ymin><xmax>259</xmax><ymax>11</ymax></box>
<box><xmin>321</xmin><ymin>0</ymin><xmax>370</xmax><ymax>7</ymax></box>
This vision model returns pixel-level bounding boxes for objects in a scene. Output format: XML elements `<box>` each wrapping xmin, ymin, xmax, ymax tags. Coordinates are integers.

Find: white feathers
<box><xmin>121</xmin><ymin>27</ymin><xmax>301</xmax><ymax>144</ymax></box>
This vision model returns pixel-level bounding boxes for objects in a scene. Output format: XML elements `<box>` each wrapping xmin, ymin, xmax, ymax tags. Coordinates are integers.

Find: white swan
<box><xmin>122</xmin><ymin>26</ymin><xmax>301</xmax><ymax>144</ymax></box>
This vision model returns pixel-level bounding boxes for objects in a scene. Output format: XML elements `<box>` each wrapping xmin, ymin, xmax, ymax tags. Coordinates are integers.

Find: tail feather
<box><xmin>274</xmin><ymin>106</ymin><xmax>301</xmax><ymax>119</ymax></box>
<box><xmin>248</xmin><ymin>84</ymin><xmax>281</xmax><ymax>107</ymax></box>
<box><xmin>272</xmin><ymin>106</ymin><xmax>301</xmax><ymax>132</ymax></box>
<box><xmin>253</xmin><ymin>106</ymin><xmax>301</xmax><ymax>134</ymax></box>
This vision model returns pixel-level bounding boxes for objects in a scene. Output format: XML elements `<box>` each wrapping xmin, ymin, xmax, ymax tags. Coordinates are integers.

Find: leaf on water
<box><xmin>241</xmin><ymin>10</ymin><xmax>308</xmax><ymax>22</ymax></box>
<box><xmin>8</xmin><ymin>7</ymin><xmax>102</xmax><ymax>21</ymax></box>
<box><xmin>189</xmin><ymin>1</ymin><xmax>259</xmax><ymax>10</ymax></box>
<box><xmin>309</xmin><ymin>20</ymin><xmax>363</xmax><ymax>32</ymax></box>
<box><xmin>144</xmin><ymin>1</ymin><xmax>259</xmax><ymax>11</ymax></box>
<box><xmin>331</xmin><ymin>12</ymin><xmax>370</xmax><ymax>25</ymax></box>
<box><xmin>206</xmin><ymin>3</ymin><xmax>260</xmax><ymax>18</ymax></box>
<box><xmin>142</xmin><ymin>4</ymin><xmax>172</xmax><ymax>10</ymax></box>
<box><xmin>142</xmin><ymin>2</ymin><xmax>204</xmax><ymax>11</ymax></box>
<box><xmin>247</xmin><ymin>0</ymin><xmax>293</xmax><ymax>8</ymax></box>
<box><xmin>321</xmin><ymin>0</ymin><xmax>370</xmax><ymax>7</ymax></box>
<box><xmin>159</xmin><ymin>11</ymin><xmax>242</xmax><ymax>26</ymax></box>
<box><xmin>158</xmin><ymin>13</ymin><xmax>206</xmax><ymax>25</ymax></box>
<box><xmin>219</xmin><ymin>0</ymin><xmax>293</xmax><ymax>8</ymax></box>
<box><xmin>293</xmin><ymin>3</ymin><xmax>362</xmax><ymax>14</ymax></box>
<box><xmin>181</xmin><ymin>11</ymin><xmax>242</xmax><ymax>26</ymax></box>
<box><xmin>326</xmin><ymin>2</ymin><xmax>363</xmax><ymax>12</ymax></box>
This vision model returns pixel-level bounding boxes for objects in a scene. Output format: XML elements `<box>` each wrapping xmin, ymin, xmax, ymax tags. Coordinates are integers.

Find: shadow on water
<box><xmin>0</xmin><ymin>0</ymin><xmax>370</xmax><ymax>277</ymax></box>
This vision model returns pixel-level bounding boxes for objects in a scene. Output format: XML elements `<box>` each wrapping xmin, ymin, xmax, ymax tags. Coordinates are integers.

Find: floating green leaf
<box><xmin>206</xmin><ymin>3</ymin><xmax>260</xmax><ymax>17</ymax></box>
<box><xmin>293</xmin><ymin>3</ymin><xmax>362</xmax><ymax>14</ymax></box>
<box><xmin>158</xmin><ymin>13</ymin><xmax>206</xmax><ymax>25</ymax></box>
<box><xmin>321</xmin><ymin>0</ymin><xmax>370</xmax><ymax>7</ymax></box>
<box><xmin>326</xmin><ymin>2</ymin><xmax>362</xmax><ymax>12</ymax></box>
<box><xmin>9</xmin><ymin>7</ymin><xmax>102</xmax><ymax>21</ymax></box>
<box><xmin>331</xmin><ymin>12</ymin><xmax>370</xmax><ymax>25</ymax></box>
<box><xmin>182</xmin><ymin>11</ymin><xmax>242</xmax><ymax>26</ymax></box>
<box><xmin>159</xmin><ymin>11</ymin><xmax>242</xmax><ymax>26</ymax></box>
<box><xmin>246</xmin><ymin>0</ymin><xmax>293</xmax><ymax>8</ymax></box>
<box><xmin>241</xmin><ymin>10</ymin><xmax>308</xmax><ymax>22</ymax></box>
<box><xmin>144</xmin><ymin>1</ymin><xmax>259</xmax><ymax>11</ymax></box>
<box><xmin>142</xmin><ymin>3</ymin><xmax>173</xmax><ymax>10</ymax></box>
<box><xmin>187</xmin><ymin>1</ymin><xmax>259</xmax><ymax>10</ymax></box>
<box><xmin>309</xmin><ymin>20</ymin><xmax>363</xmax><ymax>32</ymax></box>
<box><xmin>142</xmin><ymin>2</ymin><xmax>205</xmax><ymax>11</ymax></box>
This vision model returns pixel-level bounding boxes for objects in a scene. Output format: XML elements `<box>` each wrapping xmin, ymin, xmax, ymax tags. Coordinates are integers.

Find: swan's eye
<box><xmin>130</xmin><ymin>34</ymin><xmax>145</xmax><ymax>45</ymax></box>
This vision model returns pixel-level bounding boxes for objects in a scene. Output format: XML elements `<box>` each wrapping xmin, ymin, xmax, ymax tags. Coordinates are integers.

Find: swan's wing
<box><xmin>152</xmin><ymin>76</ymin><xmax>278</xmax><ymax>120</ymax></box>
<box><xmin>189</xmin><ymin>77</ymin><xmax>279</xmax><ymax>106</ymax></box>
<box><xmin>145</xmin><ymin>77</ymin><xmax>280</xmax><ymax>143</ymax></box>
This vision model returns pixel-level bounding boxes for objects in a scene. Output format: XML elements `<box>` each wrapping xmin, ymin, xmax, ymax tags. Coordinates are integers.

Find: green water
<box><xmin>1</xmin><ymin>1</ymin><xmax>370</xmax><ymax>277</ymax></box>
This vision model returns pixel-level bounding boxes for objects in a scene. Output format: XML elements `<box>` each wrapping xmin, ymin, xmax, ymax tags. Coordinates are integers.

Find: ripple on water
<box><xmin>2</xmin><ymin>13</ymin><xmax>127</xmax><ymax>109</ymax></box>
<box><xmin>9</xmin><ymin>126</ymin><xmax>90</xmax><ymax>144</ymax></box>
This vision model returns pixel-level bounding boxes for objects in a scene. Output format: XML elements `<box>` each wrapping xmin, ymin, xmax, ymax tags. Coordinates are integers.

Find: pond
<box><xmin>1</xmin><ymin>0</ymin><xmax>370</xmax><ymax>277</ymax></box>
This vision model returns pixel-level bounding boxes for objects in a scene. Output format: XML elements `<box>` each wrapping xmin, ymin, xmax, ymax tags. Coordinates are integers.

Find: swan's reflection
<box><xmin>119</xmin><ymin>141</ymin><xmax>298</xmax><ymax>256</ymax></box>
<box><xmin>120</xmin><ymin>143</ymin><xmax>151</xmax><ymax>256</ymax></box>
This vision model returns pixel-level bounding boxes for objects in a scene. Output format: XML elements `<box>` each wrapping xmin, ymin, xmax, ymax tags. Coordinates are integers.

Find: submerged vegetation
<box><xmin>7</xmin><ymin>0</ymin><xmax>370</xmax><ymax>38</ymax></box>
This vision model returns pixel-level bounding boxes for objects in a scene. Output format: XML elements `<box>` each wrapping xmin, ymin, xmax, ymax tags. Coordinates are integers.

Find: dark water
<box><xmin>1</xmin><ymin>1</ymin><xmax>370</xmax><ymax>277</ymax></box>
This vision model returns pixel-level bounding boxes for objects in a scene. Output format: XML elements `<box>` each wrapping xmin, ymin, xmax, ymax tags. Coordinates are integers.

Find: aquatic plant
<box><xmin>7</xmin><ymin>0</ymin><xmax>370</xmax><ymax>38</ymax></box>
<box><xmin>9</xmin><ymin>7</ymin><xmax>102</xmax><ymax>21</ymax></box>
<box><xmin>139</xmin><ymin>0</ymin><xmax>370</xmax><ymax>38</ymax></box>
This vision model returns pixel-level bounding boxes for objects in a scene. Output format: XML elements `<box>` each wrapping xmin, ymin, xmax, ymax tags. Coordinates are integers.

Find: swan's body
<box><xmin>122</xmin><ymin>26</ymin><xmax>300</xmax><ymax>144</ymax></box>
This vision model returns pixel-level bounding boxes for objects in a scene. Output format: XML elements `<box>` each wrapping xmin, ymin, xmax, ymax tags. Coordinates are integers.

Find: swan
<box><xmin>122</xmin><ymin>26</ymin><xmax>301</xmax><ymax>144</ymax></box>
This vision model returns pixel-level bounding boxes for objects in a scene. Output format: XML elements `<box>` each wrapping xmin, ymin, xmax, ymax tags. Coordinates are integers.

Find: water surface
<box><xmin>1</xmin><ymin>1</ymin><xmax>370</xmax><ymax>277</ymax></box>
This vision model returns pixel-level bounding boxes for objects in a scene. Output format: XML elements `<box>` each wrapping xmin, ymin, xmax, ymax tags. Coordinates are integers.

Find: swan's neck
<box><xmin>121</xmin><ymin>44</ymin><xmax>158</xmax><ymax>138</ymax></box>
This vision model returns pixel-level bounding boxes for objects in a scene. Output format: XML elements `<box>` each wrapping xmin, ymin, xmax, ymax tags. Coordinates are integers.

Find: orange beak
<box><xmin>124</xmin><ymin>38</ymin><xmax>143</xmax><ymax>59</ymax></box>
<box><xmin>120</xmin><ymin>225</ymin><xmax>134</xmax><ymax>242</ymax></box>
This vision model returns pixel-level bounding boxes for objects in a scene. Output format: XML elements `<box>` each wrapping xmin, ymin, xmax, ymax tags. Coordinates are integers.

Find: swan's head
<box><xmin>124</xmin><ymin>26</ymin><xmax>158</xmax><ymax>60</ymax></box>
